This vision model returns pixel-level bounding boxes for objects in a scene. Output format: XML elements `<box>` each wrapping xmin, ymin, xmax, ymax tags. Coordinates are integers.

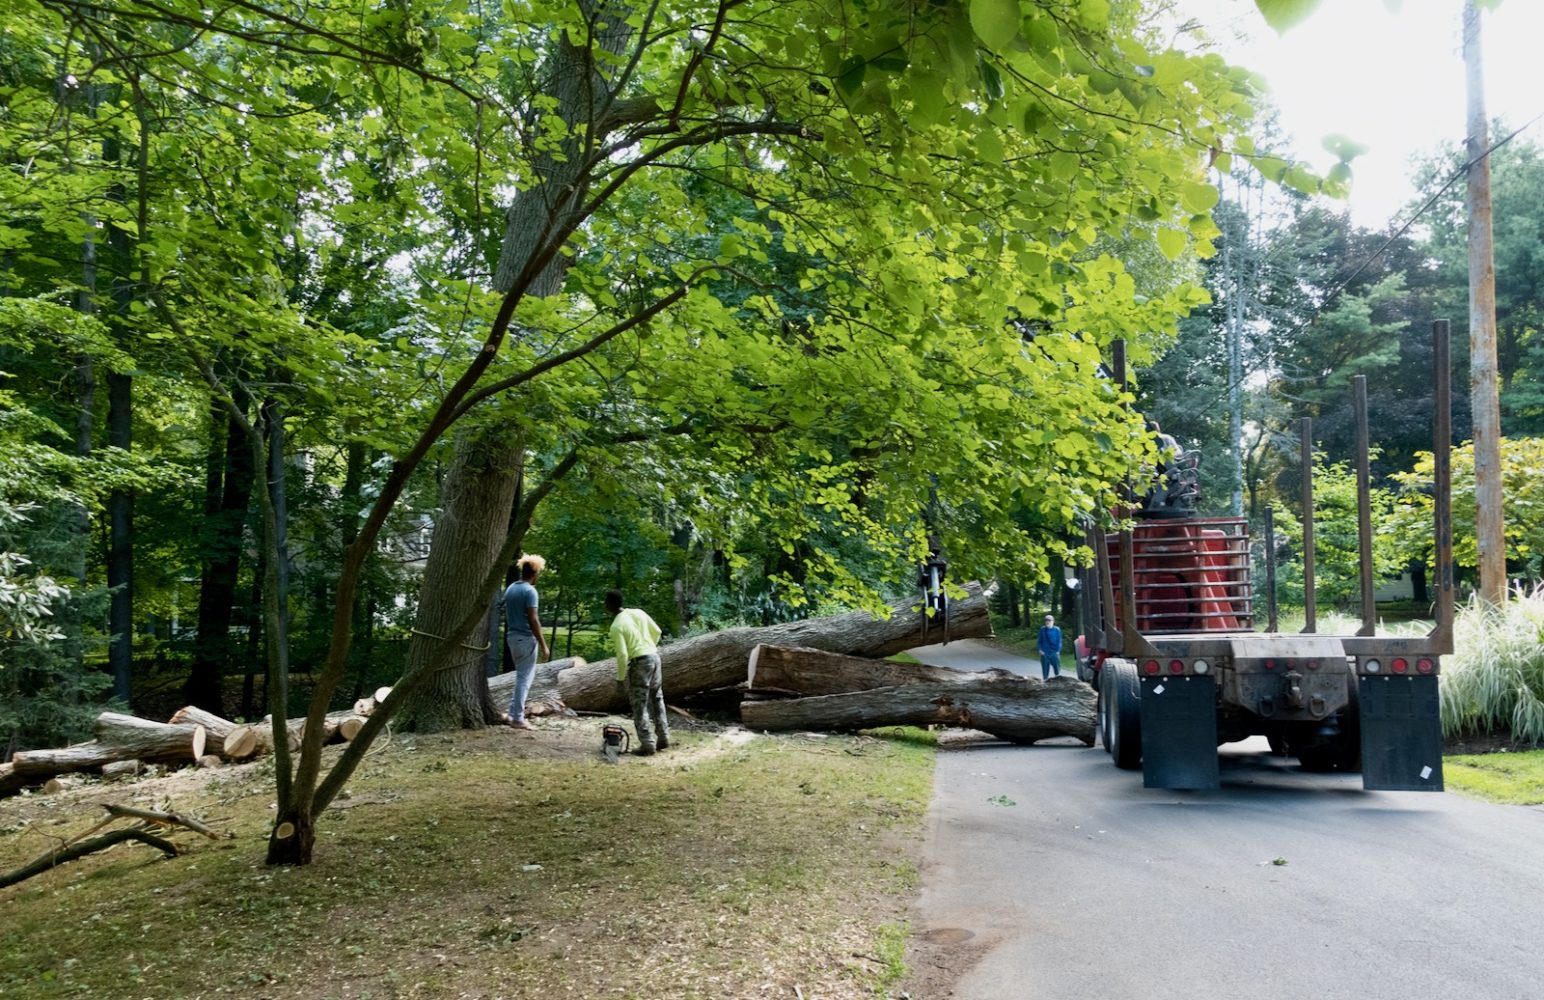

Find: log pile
<box><xmin>1</xmin><ymin>704</ymin><xmax>374</xmax><ymax>797</ymax></box>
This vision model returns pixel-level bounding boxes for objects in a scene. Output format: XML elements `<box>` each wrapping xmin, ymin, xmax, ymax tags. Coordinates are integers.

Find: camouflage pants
<box><xmin>626</xmin><ymin>652</ymin><xmax>669</xmax><ymax>749</ymax></box>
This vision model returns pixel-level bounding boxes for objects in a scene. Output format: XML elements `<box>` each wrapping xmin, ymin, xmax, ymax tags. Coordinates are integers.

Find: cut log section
<box><xmin>488</xmin><ymin>657</ymin><xmax>584</xmax><ymax>717</ymax></box>
<box><xmin>167</xmin><ymin>706</ymin><xmax>238</xmax><ymax>755</ymax></box>
<box><xmin>740</xmin><ymin>675</ymin><xmax>1096</xmax><ymax>745</ymax></box>
<box><xmin>559</xmin><ymin>582</ymin><xmax>994</xmax><ymax>712</ymax></box>
<box><xmin>11</xmin><ymin>713</ymin><xmax>206</xmax><ymax>780</ymax></box>
<box><xmin>747</xmin><ymin>644</ymin><xmax>1020</xmax><ymax>696</ymax></box>
<box><xmin>223</xmin><ymin>726</ymin><xmax>260</xmax><ymax>760</ymax></box>
<box><xmin>101</xmin><ymin>759</ymin><xmax>143</xmax><ymax>780</ymax></box>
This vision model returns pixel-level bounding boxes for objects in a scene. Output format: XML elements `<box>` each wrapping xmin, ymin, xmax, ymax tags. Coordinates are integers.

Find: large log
<box><xmin>559</xmin><ymin>582</ymin><xmax>993</xmax><ymax>712</ymax></box>
<box><xmin>167</xmin><ymin>706</ymin><xmax>238</xmax><ymax>756</ymax></box>
<box><xmin>488</xmin><ymin>657</ymin><xmax>584</xmax><ymax>716</ymax></box>
<box><xmin>747</xmin><ymin>644</ymin><xmax>1019</xmax><ymax>695</ymax></box>
<box><xmin>740</xmin><ymin>675</ymin><xmax>1095</xmax><ymax>745</ymax></box>
<box><xmin>10</xmin><ymin>712</ymin><xmax>204</xmax><ymax>778</ymax></box>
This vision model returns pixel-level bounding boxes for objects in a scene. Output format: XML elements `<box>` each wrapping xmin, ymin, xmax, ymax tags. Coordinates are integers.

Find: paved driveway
<box><xmin>901</xmin><ymin>649</ymin><xmax>1544</xmax><ymax>1000</ymax></box>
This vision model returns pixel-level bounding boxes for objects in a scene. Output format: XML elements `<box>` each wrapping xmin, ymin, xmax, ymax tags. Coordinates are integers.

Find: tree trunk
<box><xmin>402</xmin><ymin>2</ymin><xmax>640</xmax><ymax>733</ymax></box>
<box><xmin>107</xmin><ymin>369</ymin><xmax>133</xmax><ymax>703</ymax></box>
<box><xmin>266</xmin><ymin>806</ymin><xmax>313</xmax><ymax>866</ymax></box>
<box><xmin>10</xmin><ymin>713</ymin><xmax>203</xmax><ymax>777</ymax></box>
<box><xmin>186</xmin><ymin>392</ymin><xmax>256</xmax><ymax>711</ymax></box>
<box><xmin>740</xmin><ymin>675</ymin><xmax>1095</xmax><ymax>745</ymax></box>
<box><xmin>747</xmin><ymin>644</ymin><xmax>1017</xmax><ymax>696</ymax></box>
<box><xmin>559</xmin><ymin>582</ymin><xmax>994</xmax><ymax>712</ymax></box>
<box><xmin>397</xmin><ymin>435</ymin><xmax>525</xmax><ymax>732</ymax></box>
<box><xmin>487</xmin><ymin>657</ymin><xmax>583</xmax><ymax>712</ymax></box>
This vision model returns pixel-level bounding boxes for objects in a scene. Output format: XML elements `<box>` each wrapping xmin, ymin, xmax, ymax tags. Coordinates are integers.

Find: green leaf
<box><xmin>1180</xmin><ymin>181</ymin><xmax>1220</xmax><ymax>213</ymax></box>
<box><xmin>1255</xmin><ymin>0</ymin><xmax>1321</xmax><ymax>32</ymax></box>
<box><xmin>976</xmin><ymin>126</ymin><xmax>1004</xmax><ymax>164</ymax></box>
<box><xmin>1322</xmin><ymin>133</ymin><xmax>1369</xmax><ymax>162</ymax></box>
<box><xmin>1156</xmin><ymin>228</ymin><xmax>1186</xmax><ymax>260</ymax></box>
<box><xmin>837</xmin><ymin>55</ymin><xmax>866</xmax><ymax>96</ymax></box>
<box><xmin>969</xmin><ymin>0</ymin><xmax>1022</xmax><ymax>52</ymax></box>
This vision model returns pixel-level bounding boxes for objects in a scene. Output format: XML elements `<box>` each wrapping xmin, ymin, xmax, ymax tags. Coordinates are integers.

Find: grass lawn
<box><xmin>1444</xmin><ymin>749</ymin><xmax>1544</xmax><ymax>804</ymax></box>
<box><xmin>0</xmin><ymin>718</ymin><xmax>934</xmax><ymax>1000</ymax></box>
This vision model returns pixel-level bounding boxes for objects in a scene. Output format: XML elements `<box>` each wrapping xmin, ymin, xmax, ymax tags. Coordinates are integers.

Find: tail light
<box><xmin>1417</xmin><ymin>658</ymin><xmax>1435</xmax><ymax>674</ymax></box>
<box><xmin>1306</xmin><ymin>659</ymin><xmax>1320</xmax><ymax>671</ymax></box>
<box><xmin>1364</xmin><ymin>658</ymin><xmax>1382</xmax><ymax>674</ymax></box>
<box><xmin>1169</xmin><ymin>659</ymin><xmax>1185</xmax><ymax>674</ymax></box>
<box><xmin>1264</xmin><ymin>659</ymin><xmax>1277</xmax><ymax>671</ymax></box>
<box><xmin>1392</xmin><ymin>657</ymin><xmax>1409</xmax><ymax>674</ymax></box>
<box><xmin>1193</xmin><ymin>659</ymin><xmax>1211</xmax><ymax>675</ymax></box>
<box><xmin>1143</xmin><ymin>660</ymin><xmax>1160</xmax><ymax>675</ymax></box>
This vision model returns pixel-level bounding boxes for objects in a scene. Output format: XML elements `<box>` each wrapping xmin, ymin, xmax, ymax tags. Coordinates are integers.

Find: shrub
<box><xmin>1440</xmin><ymin>587</ymin><xmax>1544</xmax><ymax>744</ymax></box>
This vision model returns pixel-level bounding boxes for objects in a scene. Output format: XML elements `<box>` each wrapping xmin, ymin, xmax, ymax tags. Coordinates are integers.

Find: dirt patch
<box><xmin>1444</xmin><ymin>731</ymin><xmax>1542</xmax><ymax>755</ymax></box>
<box><xmin>901</xmin><ymin>926</ymin><xmax>1000</xmax><ymax>999</ymax></box>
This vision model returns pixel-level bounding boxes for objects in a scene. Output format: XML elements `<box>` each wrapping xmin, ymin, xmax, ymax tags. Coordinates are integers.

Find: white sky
<box><xmin>1184</xmin><ymin>0</ymin><xmax>1544</xmax><ymax>229</ymax></box>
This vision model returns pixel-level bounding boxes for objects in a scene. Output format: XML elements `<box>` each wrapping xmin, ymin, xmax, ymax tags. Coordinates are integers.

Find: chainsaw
<box><xmin>601</xmin><ymin>723</ymin><xmax>631</xmax><ymax>764</ymax></box>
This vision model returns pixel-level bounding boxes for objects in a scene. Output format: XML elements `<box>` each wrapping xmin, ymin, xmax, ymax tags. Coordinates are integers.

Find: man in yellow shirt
<box><xmin>606</xmin><ymin>589</ymin><xmax>669</xmax><ymax>755</ymax></box>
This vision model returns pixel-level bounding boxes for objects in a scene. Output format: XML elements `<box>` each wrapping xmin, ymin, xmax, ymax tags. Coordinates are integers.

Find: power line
<box><xmin>1272</xmin><ymin>109</ymin><xmax>1544</xmax><ymax>347</ymax></box>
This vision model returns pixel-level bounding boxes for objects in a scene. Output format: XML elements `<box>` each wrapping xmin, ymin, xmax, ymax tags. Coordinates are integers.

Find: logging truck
<box><xmin>1075</xmin><ymin>324</ymin><xmax>1454</xmax><ymax>791</ymax></box>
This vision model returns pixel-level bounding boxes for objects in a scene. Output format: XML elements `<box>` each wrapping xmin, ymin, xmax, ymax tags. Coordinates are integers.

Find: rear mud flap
<box><xmin>1358</xmin><ymin>676</ymin><xmax>1443</xmax><ymax>791</ymax></box>
<box><xmin>1140</xmin><ymin>675</ymin><xmax>1219</xmax><ymax>790</ymax></box>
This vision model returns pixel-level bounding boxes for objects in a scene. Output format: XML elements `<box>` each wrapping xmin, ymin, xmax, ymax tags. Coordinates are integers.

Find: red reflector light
<box><xmin>1306</xmin><ymin>659</ymin><xmax>1320</xmax><ymax>671</ymax></box>
<box><xmin>1143</xmin><ymin>660</ymin><xmax>1161</xmax><ymax>675</ymax></box>
<box><xmin>1417</xmin><ymin>658</ymin><xmax>1435</xmax><ymax>674</ymax></box>
<box><xmin>1169</xmin><ymin>659</ymin><xmax>1185</xmax><ymax>674</ymax></box>
<box><xmin>1264</xmin><ymin>659</ymin><xmax>1277</xmax><ymax>671</ymax></box>
<box><xmin>1392</xmin><ymin>657</ymin><xmax>1409</xmax><ymax>674</ymax></box>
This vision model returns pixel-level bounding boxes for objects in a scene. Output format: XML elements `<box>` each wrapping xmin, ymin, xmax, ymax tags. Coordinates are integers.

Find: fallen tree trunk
<box><xmin>747</xmin><ymin>644</ymin><xmax>1020</xmax><ymax>696</ymax></box>
<box><xmin>11</xmin><ymin>714</ymin><xmax>205</xmax><ymax>780</ymax></box>
<box><xmin>740</xmin><ymin>675</ymin><xmax>1095</xmax><ymax>745</ymax></box>
<box><xmin>488</xmin><ymin>657</ymin><xmax>584</xmax><ymax>716</ymax></box>
<box><xmin>559</xmin><ymin>582</ymin><xmax>993</xmax><ymax>712</ymax></box>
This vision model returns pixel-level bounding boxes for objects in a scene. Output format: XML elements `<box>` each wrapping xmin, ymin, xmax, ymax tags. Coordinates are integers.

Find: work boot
<box><xmin>634</xmin><ymin>743</ymin><xmax>656</xmax><ymax>757</ymax></box>
<box><xmin>656</xmin><ymin>734</ymin><xmax>670</xmax><ymax>751</ymax></box>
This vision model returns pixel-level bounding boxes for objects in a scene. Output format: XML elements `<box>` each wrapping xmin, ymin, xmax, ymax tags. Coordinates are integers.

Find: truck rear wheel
<box><xmin>1108</xmin><ymin>659</ymin><xmax>1142</xmax><ymax>770</ymax></box>
<box><xmin>1098</xmin><ymin>666</ymin><xmax>1113</xmax><ymax>753</ymax></box>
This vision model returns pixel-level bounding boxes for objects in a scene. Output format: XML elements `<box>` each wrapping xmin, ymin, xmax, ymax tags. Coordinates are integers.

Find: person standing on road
<box><xmin>502</xmin><ymin>554</ymin><xmax>550</xmax><ymax>729</ymax></box>
<box><xmin>606</xmin><ymin>589</ymin><xmax>669</xmax><ymax>756</ymax></box>
<box><xmin>1037</xmin><ymin>613</ymin><xmax>1063</xmax><ymax>680</ymax></box>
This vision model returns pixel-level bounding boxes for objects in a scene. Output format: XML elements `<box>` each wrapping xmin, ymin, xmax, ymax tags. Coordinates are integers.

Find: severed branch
<box><xmin>0</xmin><ymin>829</ymin><xmax>181</xmax><ymax>890</ymax></box>
<box><xmin>0</xmin><ymin>803</ymin><xmax>227</xmax><ymax>890</ymax></box>
<box><xmin>101</xmin><ymin>804</ymin><xmax>225</xmax><ymax>840</ymax></box>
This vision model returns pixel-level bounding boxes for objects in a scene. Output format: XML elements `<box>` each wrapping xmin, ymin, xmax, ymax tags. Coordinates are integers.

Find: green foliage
<box><xmin>1390</xmin><ymin>437</ymin><xmax>1544</xmax><ymax>579</ymax></box>
<box><xmin>1268</xmin><ymin>451</ymin><xmax>1401</xmax><ymax>610</ymax></box>
<box><xmin>1440</xmin><ymin>589</ymin><xmax>1544</xmax><ymax>744</ymax></box>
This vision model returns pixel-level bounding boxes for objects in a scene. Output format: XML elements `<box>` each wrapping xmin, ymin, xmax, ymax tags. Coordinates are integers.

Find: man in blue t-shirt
<box><xmin>502</xmin><ymin>554</ymin><xmax>550</xmax><ymax>729</ymax></box>
<box><xmin>1037</xmin><ymin>613</ymin><xmax>1063</xmax><ymax>680</ymax></box>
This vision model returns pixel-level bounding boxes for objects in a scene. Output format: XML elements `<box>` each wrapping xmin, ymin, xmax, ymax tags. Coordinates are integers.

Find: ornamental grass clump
<box><xmin>1440</xmin><ymin>587</ymin><xmax>1544</xmax><ymax>744</ymax></box>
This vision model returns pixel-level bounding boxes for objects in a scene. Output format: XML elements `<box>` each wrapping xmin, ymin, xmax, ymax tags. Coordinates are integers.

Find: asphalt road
<box><xmin>902</xmin><ymin>650</ymin><xmax>1544</xmax><ymax>1000</ymax></box>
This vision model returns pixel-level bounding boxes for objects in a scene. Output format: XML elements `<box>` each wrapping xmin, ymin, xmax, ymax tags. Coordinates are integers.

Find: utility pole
<box><xmin>1463</xmin><ymin>0</ymin><xmax>1506</xmax><ymax>604</ymax></box>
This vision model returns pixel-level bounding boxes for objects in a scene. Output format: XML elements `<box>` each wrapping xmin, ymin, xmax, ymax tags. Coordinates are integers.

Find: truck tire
<box><xmin>1097</xmin><ymin>666</ymin><xmax>1112</xmax><ymax>753</ymax></box>
<box><xmin>1108</xmin><ymin>659</ymin><xmax>1142</xmax><ymax>770</ymax></box>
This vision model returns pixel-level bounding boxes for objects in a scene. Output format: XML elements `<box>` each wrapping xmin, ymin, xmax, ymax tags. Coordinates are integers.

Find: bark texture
<box><xmin>741</xmin><ymin>675</ymin><xmax>1096</xmax><ymax>745</ymax></box>
<box><xmin>747</xmin><ymin>644</ymin><xmax>1015</xmax><ymax>695</ymax></box>
<box><xmin>487</xmin><ymin>657</ymin><xmax>582</xmax><ymax>715</ymax></box>
<box><xmin>559</xmin><ymin>582</ymin><xmax>993</xmax><ymax>712</ymax></box>
<box><xmin>397</xmin><ymin>435</ymin><xmax>525</xmax><ymax>732</ymax></box>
